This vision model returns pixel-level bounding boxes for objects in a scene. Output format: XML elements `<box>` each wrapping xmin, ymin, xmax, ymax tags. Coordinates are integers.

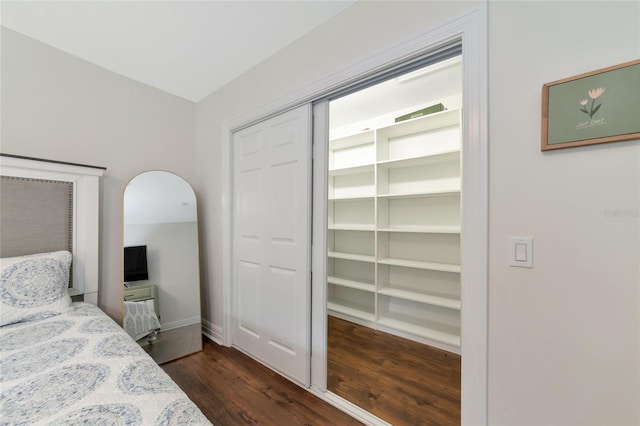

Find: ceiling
<box><xmin>1</xmin><ymin>1</ymin><xmax>355</xmax><ymax>102</ymax></box>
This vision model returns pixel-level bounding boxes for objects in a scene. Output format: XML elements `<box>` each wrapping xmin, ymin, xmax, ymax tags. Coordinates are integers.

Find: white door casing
<box><xmin>231</xmin><ymin>104</ymin><xmax>312</xmax><ymax>386</ymax></box>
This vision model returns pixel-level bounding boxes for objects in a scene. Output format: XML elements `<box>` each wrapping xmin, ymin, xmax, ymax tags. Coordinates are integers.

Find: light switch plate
<box><xmin>509</xmin><ymin>237</ymin><xmax>533</xmax><ymax>268</ymax></box>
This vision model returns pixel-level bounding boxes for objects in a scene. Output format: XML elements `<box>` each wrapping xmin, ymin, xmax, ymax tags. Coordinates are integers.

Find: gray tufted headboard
<box><xmin>0</xmin><ymin>176</ymin><xmax>73</xmax><ymax>258</ymax></box>
<box><xmin>0</xmin><ymin>154</ymin><xmax>106</xmax><ymax>303</ymax></box>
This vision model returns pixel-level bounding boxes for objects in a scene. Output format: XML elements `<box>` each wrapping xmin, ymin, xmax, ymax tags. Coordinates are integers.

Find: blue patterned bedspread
<box><xmin>124</xmin><ymin>300</ymin><xmax>161</xmax><ymax>341</ymax></box>
<box><xmin>0</xmin><ymin>302</ymin><xmax>212</xmax><ymax>425</ymax></box>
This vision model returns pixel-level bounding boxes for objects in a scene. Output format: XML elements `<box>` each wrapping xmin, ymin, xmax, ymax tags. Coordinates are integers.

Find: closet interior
<box><xmin>326</xmin><ymin>55</ymin><xmax>463</xmax><ymax>423</ymax></box>
<box><xmin>327</xmin><ymin>55</ymin><xmax>463</xmax><ymax>355</ymax></box>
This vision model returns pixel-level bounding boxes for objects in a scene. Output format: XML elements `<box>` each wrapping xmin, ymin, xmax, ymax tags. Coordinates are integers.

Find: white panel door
<box><xmin>232</xmin><ymin>104</ymin><xmax>312</xmax><ymax>386</ymax></box>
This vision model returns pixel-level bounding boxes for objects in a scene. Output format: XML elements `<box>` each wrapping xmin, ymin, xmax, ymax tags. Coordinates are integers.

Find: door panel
<box><xmin>238</xmin><ymin>260</ymin><xmax>260</xmax><ymax>337</ymax></box>
<box><xmin>232</xmin><ymin>104</ymin><xmax>312</xmax><ymax>386</ymax></box>
<box><xmin>270</xmin><ymin>161</ymin><xmax>297</xmax><ymax>244</ymax></box>
<box><xmin>238</xmin><ymin>170</ymin><xmax>261</xmax><ymax>243</ymax></box>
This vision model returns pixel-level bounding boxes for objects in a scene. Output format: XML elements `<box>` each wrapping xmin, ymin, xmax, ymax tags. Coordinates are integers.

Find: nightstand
<box><xmin>124</xmin><ymin>283</ymin><xmax>159</xmax><ymax>317</ymax></box>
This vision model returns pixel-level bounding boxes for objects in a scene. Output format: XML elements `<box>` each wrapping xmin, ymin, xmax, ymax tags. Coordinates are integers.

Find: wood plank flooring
<box><xmin>328</xmin><ymin>316</ymin><xmax>461</xmax><ymax>426</ymax></box>
<box><xmin>161</xmin><ymin>318</ymin><xmax>460</xmax><ymax>425</ymax></box>
<box><xmin>162</xmin><ymin>338</ymin><xmax>362</xmax><ymax>425</ymax></box>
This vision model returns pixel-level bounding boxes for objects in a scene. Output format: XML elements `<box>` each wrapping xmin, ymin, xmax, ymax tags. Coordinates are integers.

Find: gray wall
<box><xmin>1</xmin><ymin>27</ymin><xmax>197</xmax><ymax>320</ymax></box>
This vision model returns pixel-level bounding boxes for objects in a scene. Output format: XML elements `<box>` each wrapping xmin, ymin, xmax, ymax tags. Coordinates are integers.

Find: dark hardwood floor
<box><xmin>328</xmin><ymin>316</ymin><xmax>461</xmax><ymax>426</ymax></box>
<box><xmin>161</xmin><ymin>318</ymin><xmax>460</xmax><ymax>425</ymax></box>
<box><xmin>162</xmin><ymin>338</ymin><xmax>362</xmax><ymax>425</ymax></box>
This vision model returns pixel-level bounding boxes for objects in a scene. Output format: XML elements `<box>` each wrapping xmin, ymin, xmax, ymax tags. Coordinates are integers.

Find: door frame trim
<box><xmin>221</xmin><ymin>5</ymin><xmax>488</xmax><ymax>424</ymax></box>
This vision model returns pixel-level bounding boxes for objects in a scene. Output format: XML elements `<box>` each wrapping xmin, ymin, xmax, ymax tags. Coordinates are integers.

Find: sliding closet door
<box><xmin>231</xmin><ymin>104</ymin><xmax>312</xmax><ymax>386</ymax></box>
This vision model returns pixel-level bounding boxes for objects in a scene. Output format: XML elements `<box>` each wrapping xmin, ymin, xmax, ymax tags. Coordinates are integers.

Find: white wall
<box><xmin>488</xmin><ymin>2</ymin><xmax>639</xmax><ymax>425</ymax></box>
<box><xmin>196</xmin><ymin>1</ymin><xmax>639</xmax><ymax>424</ymax></box>
<box><xmin>125</xmin><ymin>222</ymin><xmax>200</xmax><ymax>329</ymax></box>
<box><xmin>0</xmin><ymin>28</ymin><xmax>197</xmax><ymax>321</ymax></box>
<box><xmin>2</xmin><ymin>1</ymin><xmax>638</xmax><ymax>423</ymax></box>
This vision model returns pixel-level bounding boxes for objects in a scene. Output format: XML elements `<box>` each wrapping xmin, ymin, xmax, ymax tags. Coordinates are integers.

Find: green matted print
<box><xmin>542</xmin><ymin>59</ymin><xmax>640</xmax><ymax>151</ymax></box>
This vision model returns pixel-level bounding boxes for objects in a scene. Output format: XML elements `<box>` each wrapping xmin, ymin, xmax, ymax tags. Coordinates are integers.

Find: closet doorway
<box><xmin>325</xmin><ymin>55</ymin><xmax>463</xmax><ymax>424</ymax></box>
<box><xmin>225</xmin><ymin>11</ymin><xmax>488</xmax><ymax>423</ymax></box>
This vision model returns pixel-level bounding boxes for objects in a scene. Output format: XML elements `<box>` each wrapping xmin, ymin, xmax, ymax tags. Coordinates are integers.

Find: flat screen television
<box><xmin>124</xmin><ymin>245</ymin><xmax>148</xmax><ymax>282</ymax></box>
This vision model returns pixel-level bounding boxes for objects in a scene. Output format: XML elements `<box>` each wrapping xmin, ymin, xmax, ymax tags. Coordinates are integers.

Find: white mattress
<box><xmin>0</xmin><ymin>302</ymin><xmax>212</xmax><ymax>425</ymax></box>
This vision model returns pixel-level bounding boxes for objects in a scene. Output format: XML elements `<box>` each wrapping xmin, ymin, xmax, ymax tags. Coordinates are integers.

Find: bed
<box><xmin>0</xmin><ymin>154</ymin><xmax>212</xmax><ymax>425</ymax></box>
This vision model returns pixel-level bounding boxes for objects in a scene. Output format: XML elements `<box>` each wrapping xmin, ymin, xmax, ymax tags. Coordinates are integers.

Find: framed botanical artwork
<box><xmin>541</xmin><ymin>59</ymin><xmax>640</xmax><ymax>151</ymax></box>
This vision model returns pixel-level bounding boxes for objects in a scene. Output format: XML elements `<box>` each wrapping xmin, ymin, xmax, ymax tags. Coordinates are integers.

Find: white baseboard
<box><xmin>202</xmin><ymin>319</ymin><xmax>223</xmax><ymax>345</ymax></box>
<box><xmin>160</xmin><ymin>316</ymin><xmax>200</xmax><ymax>332</ymax></box>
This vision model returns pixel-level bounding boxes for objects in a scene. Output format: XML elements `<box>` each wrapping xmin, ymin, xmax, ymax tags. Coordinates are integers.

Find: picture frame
<box><xmin>541</xmin><ymin>59</ymin><xmax>640</xmax><ymax>151</ymax></box>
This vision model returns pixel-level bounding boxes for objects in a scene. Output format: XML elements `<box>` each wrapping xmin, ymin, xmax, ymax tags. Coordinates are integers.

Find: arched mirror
<box><xmin>123</xmin><ymin>170</ymin><xmax>202</xmax><ymax>364</ymax></box>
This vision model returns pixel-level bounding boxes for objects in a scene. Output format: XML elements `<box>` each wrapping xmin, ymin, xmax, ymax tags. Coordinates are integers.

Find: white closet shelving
<box><xmin>327</xmin><ymin>108</ymin><xmax>462</xmax><ymax>354</ymax></box>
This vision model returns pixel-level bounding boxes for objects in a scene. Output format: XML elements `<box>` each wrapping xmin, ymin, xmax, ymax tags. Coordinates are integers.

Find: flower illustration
<box><xmin>580</xmin><ymin>87</ymin><xmax>605</xmax><ymax>118</ymax></box>
<box><xmin>588</xmin><ymin>87</ymin><xmax>605</xmax><ymax>99</ymax></box>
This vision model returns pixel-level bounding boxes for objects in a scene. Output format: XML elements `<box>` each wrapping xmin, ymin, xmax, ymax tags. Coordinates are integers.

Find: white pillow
<box><xmin>0</xmin><ymin>250</ymin><xmax>73</xmax><ymax>326</ymax></box>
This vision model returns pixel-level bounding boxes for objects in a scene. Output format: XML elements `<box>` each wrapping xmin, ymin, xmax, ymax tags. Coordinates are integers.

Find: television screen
<box><xmin>124</xmin><ymin>245</ymin><xmax>148</xmax><ymax>282</ymax></box>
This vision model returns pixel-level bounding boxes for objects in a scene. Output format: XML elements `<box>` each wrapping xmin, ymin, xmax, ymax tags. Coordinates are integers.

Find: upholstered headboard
<box><xmin>0</xmin><ymin>154</ymin><xmax>105</xmax><ymax>303</ymax></box>
<box><xmin>0</xmin><ymin>176</ymin><xmax>73</xmax><ymax>257</ymax></box>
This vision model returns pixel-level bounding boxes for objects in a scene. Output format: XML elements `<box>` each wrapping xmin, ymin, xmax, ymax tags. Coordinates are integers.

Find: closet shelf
<box><xmin>329</xmin><ymin>164</ymin><xmax>374</xmax><ymax>176</ymax></box>
<box><xmin>329</xmin><ymin>130</ymin><xmax>375</xmax><ymax>150</ymax></box>
<box><xmin>329</xmin><ymin>224</ymin><xmax>375</xmax><ymax>232</ymax></box>
<box><xmin>377</xmin><ymin>314</ymin><xmax>461</xmax><ymax>348</ymax></box>
<box><xmin>328</xmin><ymin>299</ymin><xmax>375</xmax><ymax>323</ymax></box>
<box><xmin>377</xmin><ymin>257</ymin><xmax>460</xmax><ymax>273</ymax></box>
<box><xmin>378</xmin><ymin>287</ymin><xmax>460</xmax><ymax>310</ymax></box>
<box><xmin>328</xmin><ymin>251</ymin><xmax>376</xmax><ymax>263</ymax></box>
<box><xmin>376</xmin><ymin>226</ymin><xmax>460</xmax><ymax>234</ymax></box>
<box><xmin>377</xmin><ymin>150</ymin><xmax>460</xmax><ymax>169</ymax></box>
<box><xmin>329</xmin><ymin>195</ymin><xmax>375</xmax><ymax>201</ymax></box>
<box><xmin>328</xmin><ymin>276</ymin><xmax>375</xmax><ymax>292</ymax></box>
<box><xmin>377</xmin><ymin>189</ymin><xmax>460</xmax><ymax>199</ymax></box>
<box><xmin>327</xmin><ymin>101</ymin><xmax>461</xmax><ymax>354</ymax></box>
<box><xmin>377</xmin><ymin>109</ymin><xmax>460</xmax><ymax>139</ymax></box>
